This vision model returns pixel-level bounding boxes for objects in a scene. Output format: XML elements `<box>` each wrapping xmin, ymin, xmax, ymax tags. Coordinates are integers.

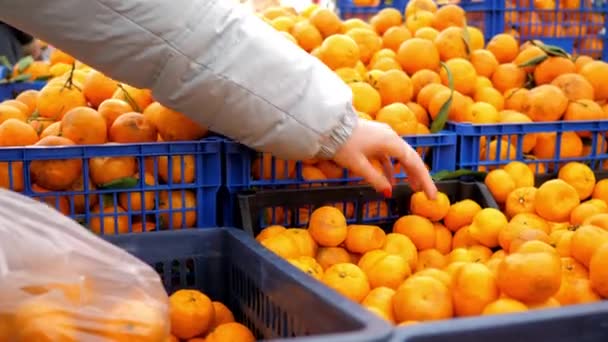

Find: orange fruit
<box><xmin>558</xmin><ymin>162</ymin><xmax>596</xmax><ymax>200</ymax></box>
<box><xmin>30</xmin><ymin>136</ymin><xmax>82</xmax><ymax>191</ymax></box>
<box><xmin>361</xmin><ymin>287</ymin><xmax>397</xmax><ymax>323</ymax></box>
<box><xmin>292</xmin><ymin>20</ymin><xmax>323</xmax><ymax>52</ymax></box>
<box><xmin>36</xmin><ymin>82</ymin><xmax>87</xmax><ymax>120</ymax></box>
<box><xmin>0</xmin><ymin>118</ymin><xmax>38</xmax><ymax>146</ymax></box>
<box><xmin>370</xmin><ymin>8</ymin><xmax>403</xmax><ymax>35</ymax></box>
<box><xmin>322</xmin><ymin>263</ymin><xmax>370</xmax><ymax>303</ymax></box>
<box><xmin>497</xmin><ymin>241</ymin><xmax>562</xmax><ymax>303</ymax></box>
<box><xmin>431</xmin><ymin>4</ymin><xmax>465</xmax><ymax>30</ymax></box>
<box><xmin>533</xmin><ymin>56</ymin><xmax>576</xmax><ymax>85</ymax></box>
<box><xmin>475</xmin><ymin>87</ymin><xmax>504</xmax><ymax>111</ymax></box>
<box><xmin>308</xmin><ymin>206</ymin><xmax>348</xmax><ymax>247</ymax></box>
<box><xmin>452</xmin><ymin>226</ymin><xmax>478</xmax><ymax>249</ymax></box>
<box><xmin>584</xmin><ymin>213</ymin><xmax>608</xmax><ymax>230</ymax></box>
<box><xmin>535</xmin><ymin>179</ymin><xmax>581</xmax><ymax>222</ymax></box>
<box><xmin>309</xmin><ymin>8</ymin><xmax>343</xmax><ymax>37</ymax></box>
<box><xmin>82</xmin><ymin>70</ymin><xmax>118</xmax><ymax>108</ymax></box>
<box><xmin>375</xmin><ymin>103</ymin><xmax>418</xmax><ymax>135</ymax></box>
<box><xmin>118</xmin><ymin>172</ymin><xmax>157</xmax><ymax>211</ymax></box>
<box><xmin>468</xmin><ymin>208</ymin><xmax>508</xmax><ymax>248</ymax></box>
<box><xmin>210</xmin><ymin>301</ymin><xmax>235</xmax><ymax>331</ymax></box>
<box><xmin>110</xmin><ymin>112</ymin><xmax>158</xmax><ymax>143</ymax></box>
<box><xmin>345</xmin><ymin>224</ymin><xmax>386</xmax><ymax>254</ymax></box>
<box><xmin>61</xmin><ymin>106</ymin><xmax>108</xmax><ymax>145</ymax></box>
<box><xmin>550</xmin><ymin>73</ymin><xmax>595</xmax><ymax>101</ymax></box>
<box><xmin>396</xmin><ymin>38</ymin><xmax>440</xmax><ymax>75</ymax></box>
<box><xmin>406</xmin><ymin>10</ymin><xmax>434</xmax><ymax>34</ymax></box>
<box><xmin>13</xmin><ymin>296</ymin><xmax>76</xmax><ymax>341</ymax></box>
<box><xmin>482</xmin><ymin>298</ymin><xmax>528</xmax><ymax>315</ymax></box>
<box><xmin>440</xmin><ymin>58</ymin><xmax>477</xmax><ymax>96</ymax></box>
<box><xmin>434</xmin><ymin>223</ymin><xmax>452</xmax><ymax>254</ymax></box>
<box><xmin>382</xmin><ymin>26</ymin><xmax>411</xmax><ymax>52</ymax></box>
<box><xmin>410</xmin><ymin>191</ymin><xmax>450</xmax><ymax>222</ymax></box>
<box><xmin>349</xmin><ymin>82</ymin><xmax>382</xmax><ymax>115</ymax></box>
<box><xmin>143</xmin><ymin>102</ymin><xmax>208</xmax><ymax>141</ymax></box>
<box><xmin>434</xmin><ymin>26</ymin><xmax>468</xmax><ymax>61</ymax></box>
<box><xmin>105</xmin><ymin>299</ymin><xmax>167</xmax><ymax>341</ymax></box>
<box><xmin>589</xmin><ymin>242</ymin><xmax>608</xmax><ymax>298</ymax></box>
<box><xmin>382</xmin><ymin>233</ymin><xmax>418</xmax><ymax>270</ymax></box>
<box><xmin>486</xmin><ymin>34</ymin><xmax>519</xmax><ymax>63</ymax></box>
<box><xmin>452</xmin><ymin>263</ymin><xmax>499</xmax><ymax>316</ymax></box>
<box><xmin>358</xmin><ymin>250</ymin><xmax>411</xmax><ymax>289</ymax></box>
<box><xmin>416</xmin><ymin>248</ymin><xmax>447</xmax><ymax>271</ymax></box>
<box><xmin>205</xmin><ymin>322</ymin><xmax>256</xmax><ymax>342</ymax></box>
<box><xmin>571</xmin><ymin>225</ymin><xmax>608</xmax><ymax>267</ymax></box>
<box><xmin>169</xmin><ymin>290</ymin><xmax>214</xmax><ymax>339</ymax></box>
<box><xmin>532</xmin><ymin>132</ymin><xmax>583</xmax><ymax>165</ymax></box>
<box><xmin>491</xmin><ymin>63</ymin><xmax>527</xmax><ymax>93</ymax></box>
<box><xmin>346</xmin><ymin>28</ymin><xmax>382</xmax><ymax>64</ymax></box>
<box><xmin>393</xmin><ymin>215</ymin><xmax>436</xmax><ymax>250</ymax></box>
<box><xmin>97</xmin><ymin>98</ymin><xmax>133</xmax><ymax>132</ymax></box>
<box><xmin>554</xmin><ymin>273</ymin><xmax>601</xmax><ymax>306</ymax></box>
<box><xmin>315</xmin><ymin>247</ymin><xmax>352</xmax><ymax>270</ymax></box>
<box><xmin>318</xmin><ymin>34</ymin><xmax>360</xmax><ymax>70</ymax></box>
<box><xmin>376</xmin><ymin>69</ymin><xmax>413</xmax><ymax>105</ymax></box>
<box><xmin>444</xmin><ymin>199</ymin><xmax>483</xmax><ymax>232</ymax></box>
<box><xmin>579</xmin><ymin>60</ymin><xmax>608</xmax><ymax>100</ymax></box>
<box><xmin>484</xmin><ymin>169</ymin><xmax>516</xmax><ymax>203</ymax></box>
<box><xmin>89</xmin><ymin>156</ymin><xmax>137</xmax><ymax>186</ymax></box>
<box><xmin>158</xmin><ymin>190</ymin><xmax>197</xmax><ymax>229</ymax></box>
<box><xmin>513</xmin><ymin>45</ymin><xmax>546</xmax><ymax>73</ymax></box>
<box><xmin>503</xmin><ymin>161</ymin><xmax>535</xmax><ymax>188</ymax></box>
<box><xmin>111</xmin><ymin>84</ymin><xmax>153</xmax><ymax>112</ymax></box>
<box><xmin>392</xmin><ymin>276</ymin><xmax>453</xmax><ymax>322</ymax></box>
<box><xmin>288</xmin><ymin>256</ymin><xmax>324</xmax><ymax>280</ymax></box>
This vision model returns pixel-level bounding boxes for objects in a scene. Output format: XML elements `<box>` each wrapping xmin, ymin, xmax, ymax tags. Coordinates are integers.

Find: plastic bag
<box><xmin>0</xmin><ymin>188</ymin><xmax>169</xmax><ymax>341</ymax></box>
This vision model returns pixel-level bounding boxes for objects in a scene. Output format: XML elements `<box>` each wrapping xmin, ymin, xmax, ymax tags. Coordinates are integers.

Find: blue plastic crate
<box><xmin>392</xmin><ymin>302</ymin><xmax>608</xmax><ymax>341</ymax></box>
<box><xmin>11</xmin><ymin>80</ymin><xmax>46</xmax><ymax>95</ymax></box>
<box><xmin>0</xmin><ymin>84</ymin><xmax>12</xmax><ymax>101</ymax></box>
<box><xmin>222</xmin><ymin>132</ymin><xmax>457</xmax><ymax>226</ymax></box>
<box><xmin>484</xmin><ymin>0</ymin><xmax>608</xmax><ymax>58</ymax></box>
<box><xmin>104</xmin><ymin>228</ymin><xmax>393</xmax><ymax>342</ymax></box>
<box><xmin>337</xmin><ymin>0</ymin><xmax>408</xmax><ymax>20</ymax></box>
<box><xmin>447</xmin><ymin>120</ymin><xmax>608</xmax><ymax>174</ymax></box>
<box><xmin>0</xmin><ymin>138</ymin><xmax>222</xmax><ymax>234</ymax></box>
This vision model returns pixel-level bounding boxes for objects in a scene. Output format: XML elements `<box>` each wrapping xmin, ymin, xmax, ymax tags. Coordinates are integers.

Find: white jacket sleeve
<box><xmin>0</xmin><ymin>0</ymin><xmax>357</xmax><ymax>160</ymax></box>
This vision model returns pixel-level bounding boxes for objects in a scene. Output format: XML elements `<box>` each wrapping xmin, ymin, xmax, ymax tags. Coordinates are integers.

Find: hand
<box><xmin>332</xmin><ymin>118</ymin><xmax>438</xmax><ymax>199</ymax></box>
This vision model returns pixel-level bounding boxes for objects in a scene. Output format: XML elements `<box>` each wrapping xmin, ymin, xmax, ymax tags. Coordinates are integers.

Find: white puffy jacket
<box><xmin>0</xmin><ymin>0</ymin><xmax>357</xmax><ymax>160</ymax></box>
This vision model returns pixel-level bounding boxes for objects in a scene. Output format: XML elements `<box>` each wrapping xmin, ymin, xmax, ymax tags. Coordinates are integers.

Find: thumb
<box><xmin>346</xmin><ymin>154</ymin><xmax>392</xmax><ymax>195</ymax></box>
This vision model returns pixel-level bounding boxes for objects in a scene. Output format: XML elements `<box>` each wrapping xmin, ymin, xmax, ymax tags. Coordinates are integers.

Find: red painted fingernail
<box><xmin>383</xmin><ymin>188</ymin><xmax>392</xmax><ymax>198</ymax></box>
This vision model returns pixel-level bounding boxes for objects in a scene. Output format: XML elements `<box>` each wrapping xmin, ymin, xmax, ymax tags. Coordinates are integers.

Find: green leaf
<box><xmin>531</xmin><ymin>40</ymin><xmax>570</xmax><ymax>58</ymax></box>
<box><xmin>461</xmin><ymin>21</ymin><xmax>472</xmax><ymax>57</ymax></box>
<box><xmin>430</xmin><ymin>62</ymin><xmax>454</xmax><ymax>133</ymax></box>
<box><xmin>98</xmin><ymin>177</ymin><xmax>139</xmax><ymax>190</ymax></box>
<box><xmin>100</xmin><ymin>194</ymin><xmax>115</xmax><ymax>208</ymax></box>
<box><xmin>10</xmin><ymin>74</ymin><xmax>31</xmax><ymax>83</ymax></box>
<box><xmin>15</xmin><ymin>56</ymin><xmax>34</xmax><ymax>74</ymax></box>
<box><xmin>517</xmin><ymin>54</ymin><xmax>548</xmax><ymax>68</ymax></box>
<box><xmin>0</xmin><ymin>56</ymin><xmax>11</xmax><ymax>70</ymax></box>
<box><xmin>432</xmin><ymin>169</ymin><xmax>487</xmax><ymax>181</ymax></box>
<box><xmin>34</xmin><ymin>75</ymin><xmax>52</xmax><ymax>81</ymax></box>
<box><xmin>116</xmin><ymin>83</ymin><xmax>142</xmax><ymax>112</ymax></box>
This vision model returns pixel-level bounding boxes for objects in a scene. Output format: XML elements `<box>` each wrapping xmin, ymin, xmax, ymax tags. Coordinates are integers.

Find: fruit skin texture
<box><xmin>535</xmin><ymin>179</ymin><xmax>580</xmax><ymax>222</ymax></box>
<box><xmin>169</xmin><ymin>289</ymin><xmax>215</xmax><ymax>339</ymax></box>
<box><xmin>392</xmin><ymin>275</ymin><xmax>453</xmax><ymax>323</ymax></box>
<box><xmin>497</xmin><ymin>242</ymin><xmax>562</xmax><ymax>304</ymax></box>
<box><xmin>321</xmin><ymin>263</ymin><xmax>371</xmax><ymax>303</ymax></box>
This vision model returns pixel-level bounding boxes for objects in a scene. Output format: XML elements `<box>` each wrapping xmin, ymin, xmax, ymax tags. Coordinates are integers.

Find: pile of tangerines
<box><xmin>251</xmin><ymin>0</ymin><xmax>608</xmax><ymax>181</ymax></box>
<box><xmin>1</xmin><ymin>49</ymin><xmax>210</xmax><ymax>233</ymax></box>
<box><xmin>0</xmin><ymin>283</ymin><xmax>253</xmax><ymax>341</ymax></box>
<box><xmin>256</xmin><ymin>160</ymin><xmax>608</xmax><ymax>325</ymax></box>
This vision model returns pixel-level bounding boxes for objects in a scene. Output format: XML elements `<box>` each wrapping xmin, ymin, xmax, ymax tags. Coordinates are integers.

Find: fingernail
<box><xmin>383</xmin><ymin>188</ymin><xmax>392</xmax><ymax>198</ymax></box>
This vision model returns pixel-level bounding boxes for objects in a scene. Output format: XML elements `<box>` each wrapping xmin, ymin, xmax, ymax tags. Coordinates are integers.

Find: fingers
<box><xmin>347</xmin><ymin>153</ymin><xmax>392</xmax><ymax>194</ymax></box>
<box><xmin>385</xmin><ymin>135</ymin><xmax>438</xmax><ymax>200</ymax></box>
<box><xmin>379</xmin><ymin>155</ymin><xmax>395</xmax><ymax>187</ymax></box>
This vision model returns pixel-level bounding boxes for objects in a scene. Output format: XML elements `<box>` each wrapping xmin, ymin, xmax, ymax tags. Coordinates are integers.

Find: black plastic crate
<box><xmin>237</xmin><ymin>181</ymin><xmax>498</xmax><ymax>236</ymax></box>
<box><xmin>105</xmin><ymin>229</ymin><xmax>392</xmax><ymax>342</ymax></box>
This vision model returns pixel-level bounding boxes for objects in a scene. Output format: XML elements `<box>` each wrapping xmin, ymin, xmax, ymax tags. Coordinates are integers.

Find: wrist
<box><xmin>315</xmin><ymin>105</ymin><xmax>358</xmax><ymax>159</ymax></box>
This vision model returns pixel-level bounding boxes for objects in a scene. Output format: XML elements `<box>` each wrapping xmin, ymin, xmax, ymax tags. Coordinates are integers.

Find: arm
<box><xmin>0</xmin><ymin>0</ymin><xmax>356</xmax><ymax>160</ymax></box>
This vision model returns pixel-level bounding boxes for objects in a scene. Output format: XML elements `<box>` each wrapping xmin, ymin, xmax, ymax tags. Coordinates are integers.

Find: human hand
<box><xmin>332</xmin><ymin>118</ymin><xmax>438</xmax><ymax>199</ymax></box>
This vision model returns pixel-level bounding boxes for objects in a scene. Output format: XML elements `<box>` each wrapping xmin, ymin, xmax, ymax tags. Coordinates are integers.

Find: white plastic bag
<box><xmin>0</xmin><ymin>189</ymin><xmax>169</xmax><ymax>342</ymax></box>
